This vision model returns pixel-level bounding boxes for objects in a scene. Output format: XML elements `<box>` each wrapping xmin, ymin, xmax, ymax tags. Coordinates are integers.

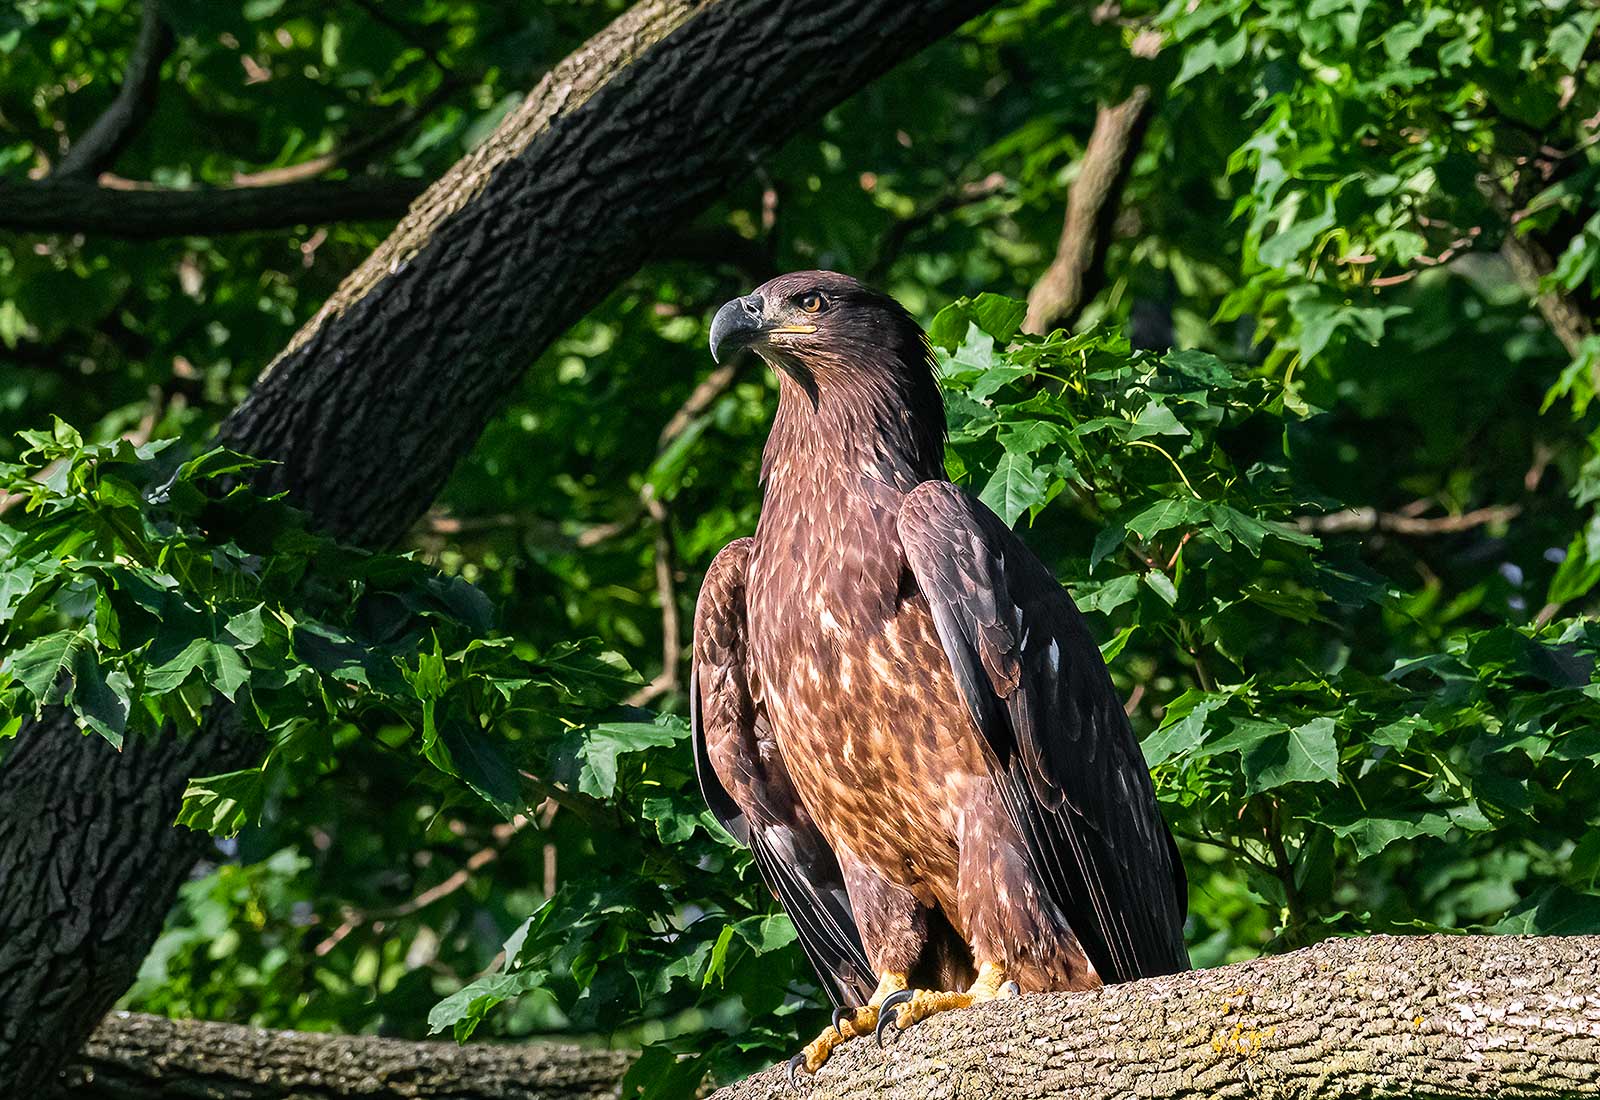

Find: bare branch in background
<box><xmin>311</xmin><ymin>816</ymin><xmax>528</xmax><ymax>958</ymax></box>
<box><xmin>0</xmin><ymin>177</ymin><xmax>426</xmax><ymax>237</ymax></box>
<box><xmin>52</xmin><ymin>0</ymin><xmax>174</xmax><ymax>180</ymax></box>
<box><xmin>867</xmin><ymin>172</ymin><xmax>1008</xmax><ymax>281</ymax></box>
<box><xmin>628</xmin><ymin>492</ymin><xmax>683</xmax><ymax>707</ymax></box>
<box><xmin>1023</xmin><ymin>85</ymin><xmax>1152</xmax><ymax>336</ymax></box>
<box><xmin>1295</xmin><ymin>503</ymin><xmax>1522</xmax><ymax>536</ymax></box>
<box><xmin>231</xmin><ymin>78</ymin><xmax>467</xmax><ymax>187</ymax></box>
<box><xmin>64</xmin><ymin>1012</ymin><xmax>631</xmax><ymax>1100</ymax></box>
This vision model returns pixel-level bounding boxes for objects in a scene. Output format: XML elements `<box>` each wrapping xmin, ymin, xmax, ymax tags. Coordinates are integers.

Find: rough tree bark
<box><xmin>54</xmin><ymin>936</ymin><xmax>1600</xmax><ymax>1099</ymax></box>
<box><xmin>0</xmin><ymin>0</ymin><xmax>1000</xmax><ymax>1094</ymax></box>
<box><xmin>1022</xmin><ymin>86</ymin><xmax>1151</xmax><ymax>336</ymax></box>
<box><xmin>713</xmin><ymin>934</ymin><xmax>1600</xmax><ymax>1100</ymax></box>
<box><xmin>62</xmin><ymin>1013</ymin><xmax>631</xmax><ymax>1100</ymax></box>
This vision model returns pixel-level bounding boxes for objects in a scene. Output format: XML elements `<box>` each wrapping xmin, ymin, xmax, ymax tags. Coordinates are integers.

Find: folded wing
<box><xmin>690</xmin><ymin>538</ymin><xmax>875</xmax><ymax>1007</ymax></box>
<box><xmin>898</xmin><ymin>482</ymin><xmax>1188</xmax><ymax>983</ymax></box>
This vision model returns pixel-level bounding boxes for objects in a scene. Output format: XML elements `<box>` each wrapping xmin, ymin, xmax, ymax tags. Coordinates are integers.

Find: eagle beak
<box><xmin>709</xmin><ymin>293</ymin><xmax>766</xmax><ymax>363</ymax></box>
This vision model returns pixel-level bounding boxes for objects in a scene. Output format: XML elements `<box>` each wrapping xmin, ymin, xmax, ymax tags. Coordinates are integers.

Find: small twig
<box><xmin>657</xmin><ymin>358</ymin><xmax>751</xmax><ymax>450</ymax></box>
<box><xmin>866</xmin><ymin>172</ymin><xmax>1008</xmax><ymax>281</ymax></box>
<box><xmin>1262</xmin><ymin>799</ymin><xmax>1307</xmax><ymax>932</ymax></box>
<box><xmin>232</xmin><ymin>78</ymin><xmax>465</xmax><ymax>187</ymax></box>
<box><xmin>1294</xmin><ymin>504</ymin><xmax>1521</xmax><ymax>536</ymax></box>
<box><xmin>627</xmin><ymin>491</ymin><xmax>682</xmax><ymax>707</ymax></box>
<box><xmin>312</xmin><ymin>816</ymin><xmax>528</xmax><ymax>957</ymax></box>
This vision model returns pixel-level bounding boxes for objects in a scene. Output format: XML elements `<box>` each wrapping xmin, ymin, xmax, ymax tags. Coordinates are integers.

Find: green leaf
<box><xmin>5</xmin><ymin>628</ymin><xmax>86</xmax><ymax>703</ymax></box>
<box><xmin>576</xmin><ymin>721</ymin><xmax>684</xmax><ymax>798</ymax></box>
<box><xmin>1126</xmin><ymin>498</ymin><xmax>1203</xmax><ymax>541</ymax></box>
<box><xmin>145</xmin><ymin>638</ymin><xmax>249</xmax><ymax>701</ymax></box>
<box><xmin>1143</xmin><ymin>695</ymin><xmax>1221</xmax><ymax>767</ymax></box>
<box><xmin>1244</xmin><ymin>717</ymin><xmax>1340</xmax><ymax>793</ymax></box>
<box><xmin>979</xmin><ymin>451</ymin><xmax>1048</xmax><ymax>526</ymax></box>
<box><xmin>1099</xmin><ymin>624</ymin><xmax>1136</xmax><ymax>663</ymax></box>
<box><xmin>1076</xmin><ymin>574</ymin><xmax>1139</xmax><ymax>615</ymax></box>
<box><xmin>176</xmin><ymin>769</ymin><xmax>267</xmax><ymax>836</ymax></box>
<box><xmin>68</xmin><ymin>643</ymin><xmax>129</xmax><ymax>748</ymax></box>
<box><xmin>439</xmin><ymin>721</ymin><xmax>524</xmax><ymax>817</ymax></box>
<box><xmin>1315</xmin><ymin>802</ymin><xmax>1461</xmax><ymax>858</ymax></box>
<box><xmin>969</xmin><ymin>293</ymin><xmax>1028</xmax><ymax>343</ymax></box>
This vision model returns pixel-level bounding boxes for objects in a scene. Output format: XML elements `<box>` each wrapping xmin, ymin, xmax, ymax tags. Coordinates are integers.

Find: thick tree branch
<box><xmin>53</xmin><ymin>0</ymin><xmax>174</xmax><ymax>181</ymax></box>
<box><xmin>714</xmin><ymin>934</ymin><xmax>1600</xmax><ymax>1100</ymax></box>
<box><xmin>0</xmin><ymin>2</ymin><xmax>1000</xmax><ymax>1093</ymax></box>
<box><xmin>0</xmin><ymin>177</ymin><xmax>427</xmax><ymax>238</ymax></box>
<box><xmin>222</xmin><ymin>0</ymin><xmax>1000</xmax><ymax>543</ymax></box>
<box><xmin>61</xmin><ymin>1012</ymin><xmax>630</xmax><ymax>1100</ymax></box>
<box><xmin>1023</xmin><ymin>86</ymin><xmax>1151</xmax><ymax>336</ymax></box>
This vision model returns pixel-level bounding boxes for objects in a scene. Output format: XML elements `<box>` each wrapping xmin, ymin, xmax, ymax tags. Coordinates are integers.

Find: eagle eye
<box><xmin>797</xmin><ymin>291</ymin><xmax>827</xmax><ymax>314</ymax></box>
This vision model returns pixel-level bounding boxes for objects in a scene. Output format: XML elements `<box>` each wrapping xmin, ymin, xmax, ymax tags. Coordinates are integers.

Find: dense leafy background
<box><xmin>3</xmin><ymin>0</ymin><xmax>1599</xmax><ymax>1093</ymax></box>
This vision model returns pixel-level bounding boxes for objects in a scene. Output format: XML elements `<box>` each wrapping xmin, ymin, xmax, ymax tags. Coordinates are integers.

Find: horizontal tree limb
<box><xmin>714</xmin><ymin>934</ymin><xmax>1600</xmax><ymax>1100</ymax></box>
<box><xmin>1295</xmin><ymin>504</ymin><xmax>1523</xmax><ymax>536</ymax></box>
<box><xmin>0</xmin><ymin>177</ymin><xmax>426</xmax><ymax>238</ymax></box>
<box><xmin>61</xmin><ymin>1012</ymin><xmax>632</xmax><ymax>1100</ymax></box>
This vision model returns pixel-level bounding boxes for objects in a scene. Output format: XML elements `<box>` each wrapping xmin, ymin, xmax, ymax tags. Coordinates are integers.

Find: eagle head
<box><xmin>708</xmin><ymin>271</ymin><xmax>933</xmax><ymax>405</ymax></box>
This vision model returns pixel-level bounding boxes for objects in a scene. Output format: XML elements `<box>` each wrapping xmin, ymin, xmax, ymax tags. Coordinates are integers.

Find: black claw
<box><xmin>1000</xmin><ymin>980</ymin><xmax>1021</xmax><ymax>999</ymax></box>
<box><xmin>787</xmin><ymin>1053</ymin><xmax>806</xmax><ymax>1086</ymax></box>
<box><xmin>875</xmin><ymin>989</ymin><xmax>916</xmax><ymax>1047</ymax></box>
<box><xmin>832</xmin><ymin>1005</ymin><xmax>850</xmax><ymax>1036</ymax></box>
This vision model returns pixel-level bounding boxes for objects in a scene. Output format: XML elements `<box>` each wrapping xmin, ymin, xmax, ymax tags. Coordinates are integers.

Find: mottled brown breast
<box><xmin>745</xmin><ymin>463</ymin><xmax>986</xmax><ymax>916</ymax></box>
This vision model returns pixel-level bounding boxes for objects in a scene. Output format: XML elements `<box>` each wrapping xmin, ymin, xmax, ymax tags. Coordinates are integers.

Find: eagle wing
<box><xmin>690</xmin><ymin>538</ymin><xmax>876</xmax><ymax>1007</ymax></box>
<box><xmin>897</xmin><ymin>481</ymin><xmax>1189</xmax><ymax>983</ymax></box>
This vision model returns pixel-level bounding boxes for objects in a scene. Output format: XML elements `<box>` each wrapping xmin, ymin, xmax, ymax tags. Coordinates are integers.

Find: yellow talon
<box><xmin>788</xmin><ymin>972</ymin><xmax>907</xmax><ymax>1079</ymax></box>
<box><xmin>876</xmin><ymin>961</ymin><xmax>1009</xmax><ymax>1041</ymax></box>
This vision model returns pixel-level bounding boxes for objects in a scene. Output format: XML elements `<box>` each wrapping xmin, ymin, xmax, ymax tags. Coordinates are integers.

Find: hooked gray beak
<box><xmin>709</xmin><ymin>293</ymin><xmax>766</xmax><ymax>363</ymax></box>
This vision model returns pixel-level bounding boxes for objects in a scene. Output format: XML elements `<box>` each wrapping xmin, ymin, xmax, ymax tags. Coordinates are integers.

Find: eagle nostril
<box><xmin>742</xmin><ymin>294</ymin><xmax>764</xmax><ymax>316</ymax></box>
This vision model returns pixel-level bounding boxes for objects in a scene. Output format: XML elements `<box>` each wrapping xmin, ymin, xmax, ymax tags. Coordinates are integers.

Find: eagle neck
<box><xmin>758</xmin><ymin>364</ymin><xmax>947</xmax><ymax>497</ymax></box>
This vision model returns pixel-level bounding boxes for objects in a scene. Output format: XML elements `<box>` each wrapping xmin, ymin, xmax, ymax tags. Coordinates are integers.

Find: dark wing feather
<box><xmin>691</xmin><ymin>539</ymin><xmax>875</xmax><ymax>1007</ymax></box>
<box><xmin>898</xmin><ymin>482</ymin><xmax>1188</xmax><ymax>983</ymax></box>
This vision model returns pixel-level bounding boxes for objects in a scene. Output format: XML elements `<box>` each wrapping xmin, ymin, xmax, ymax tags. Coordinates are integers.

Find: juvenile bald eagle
<box><xmin>691</xmin><ymin>272</ymin><xmax>1188</xmax><ymax>1076</ymax></box>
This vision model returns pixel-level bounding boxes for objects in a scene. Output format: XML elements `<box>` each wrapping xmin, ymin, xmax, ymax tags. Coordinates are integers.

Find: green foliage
<box><xmin>5</xmin><ymin>0</ymin><xmax>1600</xmax><ymax>1095</ymax></box>
<box><xmin>927</xmin><ymin>301</ymin><xmax>1600</xmax><ymax>956</ymax></box>
<box><xmin>0</xmin><ymin>419</ymin><xmax>642</xmax><ymax>837</ymax></box>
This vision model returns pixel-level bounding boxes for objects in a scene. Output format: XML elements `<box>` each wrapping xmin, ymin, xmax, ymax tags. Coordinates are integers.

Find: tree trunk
<box><xmin>0</xmin><ymin>0</ymin><xmax>999</xmax><ymax>1094</ymax></box>
<box><xmin>712</xmin><ymin>934</ymin><xmax>1600</xmax><ymax>1100</ymax></box>
<box><xmin>61</xmin><ymin>1012</ymin><xmax>630</xmax><ymax>1100</ymax></box>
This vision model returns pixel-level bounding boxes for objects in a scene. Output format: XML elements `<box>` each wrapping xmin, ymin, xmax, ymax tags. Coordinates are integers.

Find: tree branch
<box><xmin>61</xmin><ymin>1012</ymin><xmax>631</xmax><ymax>1100</ymax></box>
<box><xmin>53</xmin><ymin>0</ymin><xmax>174</xmax><ymax>181</ymax></box>
<box><xmin>0</xmin><ymin>177</ymin><xmax>426</xmax><ymax>238</ymax></box>
<box><xmin>1023</xmin><ymin>85</ymin><xmax>1151</xmax><ymax>336</ymax></box>
<box><xmin>713</xmin><ymin>934</ymin><xmax>1600</xmax><ymax>1100</ymax></box>
<box><xmin>1478</xmin><ymin>158</ymin><xmax>1597</xmax><ymax>378</ymax></box>
<box><xmin>230</xmin><ymin>77</ymin><xmax>467</xmax><ymax>187</ymax></box>
<box><xmin>866</xmin><ymin>171</ymin><xmax>1008</xmax><ymax>281</ymax></box>
<box><xmin>1295</xmin><ymin>504</ymin><xmax>1522</xmax><ymax>536</ymax></box>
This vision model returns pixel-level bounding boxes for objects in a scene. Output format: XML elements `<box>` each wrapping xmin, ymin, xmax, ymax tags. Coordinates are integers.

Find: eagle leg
<box><xmin>874</xmin><ymin>961</ymin><xmax>1017</xmax><ymax>1045</ymax></box>
<box><xmin>787</xmin><ymin>971</ymin><xmax>909</xmax><ymax>1080</ymax></box>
